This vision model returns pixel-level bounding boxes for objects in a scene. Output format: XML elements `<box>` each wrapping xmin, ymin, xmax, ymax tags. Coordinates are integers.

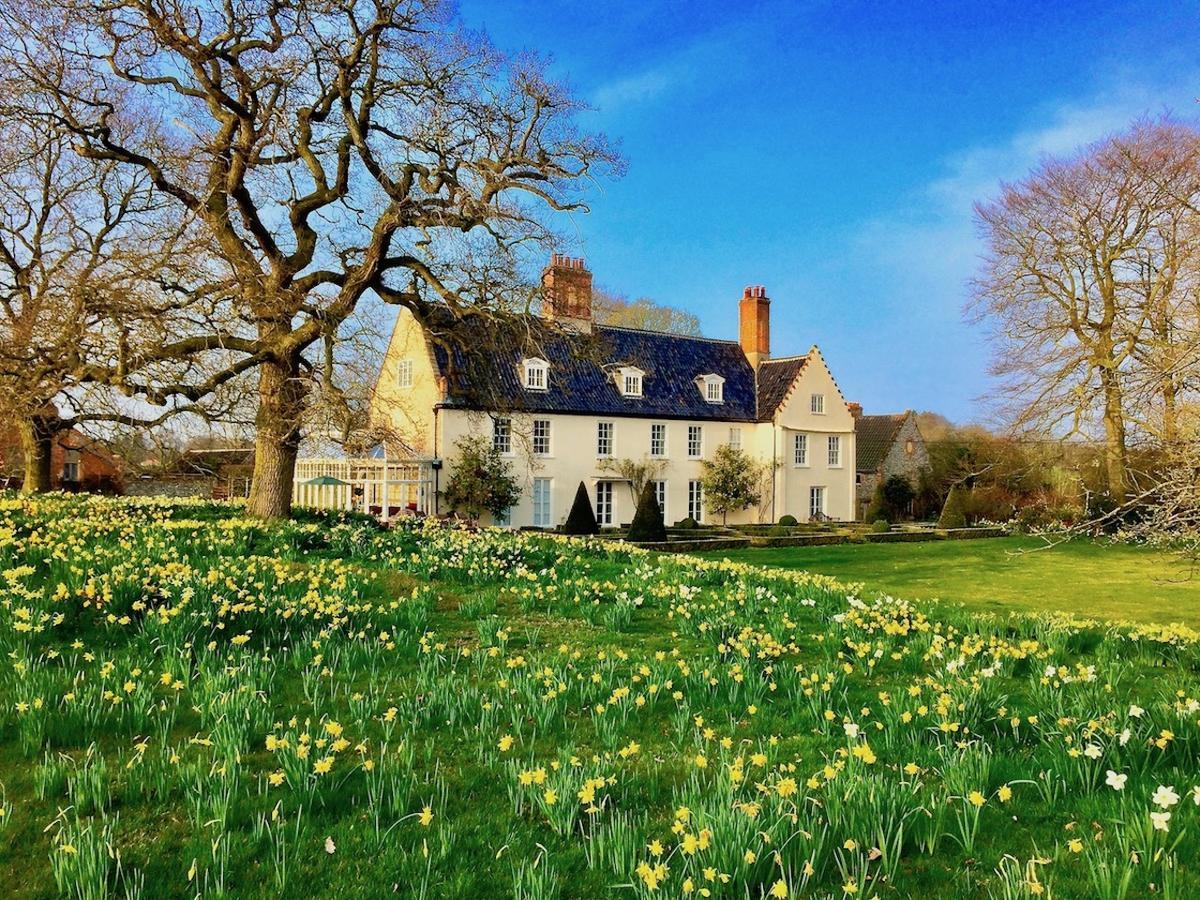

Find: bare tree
<box><xmin>5</xmin><ymin>0</ymin><xmax>618</xmax><ymax>517</ymax></box>
<box><xmin>0</xmin><ymin>101</ymin><xmax>198</xmax><ymax>492</ymax></box>
<box><xmin>971</xmin><ymin>119</ymin><xmax>1200</xmax><ymax>498</ymax></box>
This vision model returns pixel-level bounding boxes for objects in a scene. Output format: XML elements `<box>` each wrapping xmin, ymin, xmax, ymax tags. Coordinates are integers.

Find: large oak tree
<box><xmin>6</xmin><ymin>0</ymin><xmax>617</xmax><ymax>516</ymax></box>
<box><xmin>972</xmin><ymin>119</ymin><xmax>1200</xmax><ymax>498</ymax></box>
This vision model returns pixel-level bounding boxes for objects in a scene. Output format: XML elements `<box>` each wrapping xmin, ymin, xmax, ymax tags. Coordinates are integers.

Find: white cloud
<box><xmin>591</xmin><ymin>64</ymin><xmax>688</xmax><ymax>113</ymax></box>
<box><xmin>857</xmin><ymin>78</ymin><xmax>1199</xmax><ymax>294</ymax></box>
<box><xmin>844</xmin><ymin>76</ymin><xmax>1199</xmax><ymax>420</ymax></box>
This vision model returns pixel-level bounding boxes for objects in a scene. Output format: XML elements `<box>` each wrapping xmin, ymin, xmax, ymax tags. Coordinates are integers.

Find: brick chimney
<box><xmin>541</xmin><ymin>254</ymin><xmax>593</xmax><ymax>333</ymax></box>
<box><xmin>739</xmin><ymin>285</ymin><xmax>770</xmax><ymax>368</ymax></box>
<box><xmin>847</xmin><ymin>402</ymin><xmax>863</xmax><ymax>419</ymax></box>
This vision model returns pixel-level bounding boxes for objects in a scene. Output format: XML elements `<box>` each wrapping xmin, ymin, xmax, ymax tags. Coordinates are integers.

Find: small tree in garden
<box><xmin>701</xmin><ymin>444</ymin><xmax>763</xmax><ymax>525</ymax></box>
<box><xmin>626</xmin><ymin>482</ymin><xmax>666</xmax><ymax>542</ymax></box>
<box><xmin>864</xmin><ymin>484</ymin><xmax>889</xmax><ymax>523</ymax></box>
<box><xmin>563</xmin><ymin>481</ymin><xmax>599</xmax><ymax>535</ymax></box>
<box><xmin>938</xmin><ymin>484</ymin><xmax>969</xmax><ymax>528</ymax></box>
<box><xmin>869</xmin><ymin>475</ymin><xmax>917</xmax><ymax>522</ymax></box>
<box><xmin>443</xmin><ymin>437</ymin><xmax>520</xmax><ymax>523</ymax></box>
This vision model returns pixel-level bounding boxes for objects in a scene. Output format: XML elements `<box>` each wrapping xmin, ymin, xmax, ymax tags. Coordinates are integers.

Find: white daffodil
<box><xmin>1152</xmin><ymin>785</ymin><xmax>1179</xmax><ymax>809</ymax></box>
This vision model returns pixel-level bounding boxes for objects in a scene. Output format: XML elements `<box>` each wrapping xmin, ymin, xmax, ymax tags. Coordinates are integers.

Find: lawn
<box><xmin>699</xmin><ymin>536</ymin><xmax>1200</xmax><ymax>628</ymax></box>
<box><xmin>2</xmin><ymin>496</ymin><xmax>1199</xmax><ymax>899</ymax></box>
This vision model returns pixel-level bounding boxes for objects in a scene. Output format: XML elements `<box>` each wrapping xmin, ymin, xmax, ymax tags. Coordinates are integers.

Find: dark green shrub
<box><xmin>864</xmin><ymin>484</ymin><xmax>888</xmax><ymax>523</ymax></box>
<box><xmin>627</xmin><ymin>482</ymin><xmax>667</xmax><ymax>542</ymax></box>
<box><xmin>673</xmin><ymin>517</ymin><xmax>699</xmax><ymax>530</ymax></box>
<box><xmin>871</xmin><ymin>519</ymin><xmax>890</xmax><ymax>533</ymax></box>
<box><xmin>562</xmin><ymin>482</ymin><xmax>598</xmax><ymax>535</ymax></box>
<box><xmin>778</xmin><ymin>514</ymin><xmax>798</xmax><ymax>527</ymax></box>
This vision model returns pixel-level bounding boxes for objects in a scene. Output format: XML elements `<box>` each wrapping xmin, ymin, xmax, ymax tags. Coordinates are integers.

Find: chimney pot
<box><xmin>739</xmin><ymin>283</ymin><xmax>770</xmax><ymax>368</ymax></box>
<box><xmin>542</xmin><ymin>252</ymin><xmax>593</xmax><ymax>331</ymax></box>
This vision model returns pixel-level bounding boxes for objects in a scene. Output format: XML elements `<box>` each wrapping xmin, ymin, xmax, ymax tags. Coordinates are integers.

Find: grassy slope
<box><xmin>3</xmin><ymin>500</ymin><xmax>1200</xmax><ymax>899</ymax></box>
<box><xmin>698</xmin><ymin>536</ymin><xmax>1200</xmax><ymax>627</ymax></box>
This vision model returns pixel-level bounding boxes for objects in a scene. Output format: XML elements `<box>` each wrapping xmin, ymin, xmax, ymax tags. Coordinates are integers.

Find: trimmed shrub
<box><xmin>864</xmin><ymin>484</ymin><xmax>888</xmax><ymax>523</ymax></box>
<box><xmin>768</xmin><ymin>524</ymin><xmax>788</xmax><ymax>537</ymax></box>
<box><xmin>562</xmin><ymin>482</ymin><xmax>598</xmax><ymax>535</ymax></box>
<box><xmin>938</xmin><ymin>485</ymin><xmax>968</xmax><ymax>529</ymax></box>
<box><xmin>778</xmin><ymin>514</ymin><xmax>798</xmax><ymax>527</ymax></box>
<box><xmin>673</xmin><ymin>517</ymin><xmax>699</xmax><ymax>530</ymax></box>
<box><xmin>627</xmin><ymin>482</ymin><xmax>667</xmax><ymax>542</ymax></box>
<box><xmin>871</xmin><ymin>519</ymin><xmax>890</xmax><ymax>533</ymax></box>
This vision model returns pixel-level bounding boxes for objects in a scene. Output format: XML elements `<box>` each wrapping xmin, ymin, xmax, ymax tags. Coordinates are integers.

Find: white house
<box><xmin>370</xmin><ymin>255</ymin><xmax>857</xmax><ymax>528</ymax></box>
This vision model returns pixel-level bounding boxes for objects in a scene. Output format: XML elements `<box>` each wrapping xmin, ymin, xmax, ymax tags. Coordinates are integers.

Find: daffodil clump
<box><xmin>1</xmin><ymin>493</ymin><xmax>1200</xmax><ymax>897</ymax></box>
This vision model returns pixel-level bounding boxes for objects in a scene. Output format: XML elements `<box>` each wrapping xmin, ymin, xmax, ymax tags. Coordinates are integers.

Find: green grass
<box><xmin>698</xmin><ymin>535</ymin><xmax>1200</xmax><ymax>627</ymax></box>
<box><xmin>3</xmin><ymin>496</ymin><xmax>1200</xmax><ymax>899</ymax></box>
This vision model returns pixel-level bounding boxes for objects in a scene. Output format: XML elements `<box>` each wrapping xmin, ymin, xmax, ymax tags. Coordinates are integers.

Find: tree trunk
<box><xmin>246</xmin><ymin>353</ymin><xmax>307</xmax><ymax>519</ymax></box>
<box><xmin>1098</xmin><ymin>367</ymin><xmax>1128</xmax><ymax>498</ymax></box>
<box><xmin>17</xmin><ymin>413</ymin><xmax>56</xmax><ymax>494</ymax></box>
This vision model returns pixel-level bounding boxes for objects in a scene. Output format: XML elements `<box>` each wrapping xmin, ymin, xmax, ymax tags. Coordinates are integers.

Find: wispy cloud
<box><xmin>591</xmin><ymin>63</ymin><xmax>690</xmax><ymax>113</ymax></box>
<box><xmin>588</xmin><ymin>14</ymin><xmax>765</xmax><ymax>116</ymax></box>
<box><xmin>863</xmin><ymin>82</ymin><xmax>1188</xmax><ymax>274</ymax></box>
<box><xmin>846</xmin><ymin>76</ymin><xmax>1199</xmax><ymax>420</ymax></box>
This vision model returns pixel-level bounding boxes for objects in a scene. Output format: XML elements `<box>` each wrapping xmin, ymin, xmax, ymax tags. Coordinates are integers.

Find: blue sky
<box><xmin>456</xmin><ymin>0</ymin><xmax>1200</xmax><ymax>423</ymax></box>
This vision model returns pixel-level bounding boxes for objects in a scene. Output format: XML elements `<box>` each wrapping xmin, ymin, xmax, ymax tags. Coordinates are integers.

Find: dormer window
<box><xmin>616</xmin><ymin>366</ymin><xmax>644</xmax><ymax>398</ymax></box>
<box><xmin>697</xmin><ymin>373</ymin><xmax>725</xmax><ymax>403</ymax></box>
<box><xmin>523</xmin><ymin>357</ymin><xmax>549</xmax><ymax>391</ymax></box>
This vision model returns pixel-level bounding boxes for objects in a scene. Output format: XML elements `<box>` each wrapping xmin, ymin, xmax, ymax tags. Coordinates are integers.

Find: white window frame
<box><xmin>809</xmin><ymin>486</ymin><xmax>826</xmax><ymax>519</ymax></box>
<box><xmin>652</xmin><ymin>479</ymin><xmax>667</xmax><ymax>521</ymax></box>
<box><xmin>650</xmin><ymin>422</ymin><xmax>667</xmax><ymax>458</ymax></box>
<box><xmin>687</xmin><ymin>425</ymin><xmax>703</xmax><ymax>459</ymax></box>
<box><xmin>810</xmin><ymin>393</ymin><xmax>825</xmax><ymax>414</ymax></box>
<box><xmin>793</xmin><ymin>433</ymin><xmax>808</xmax><ymax>467</ymax></box>
<box><xmin>532</xmin><ymin>478</ymin><xmax>552</xmax><ymax>528</ymax></box>
<box><xmin>523</xmin><ymin>358</ymin><xmax>549</xmax><ymax>391</ymax></box>
<box><xmin>618</xmin><ymin>367</ymin><xmax>644</xmax><ymax>398</ymax></box>
<box><xmin>397</xmin><ymin>359</ymin><xmax>414</xmax><ymax>388</ymax></box>
<box><xmin>595</xmin><ymin>481</ymin><xmax>614</xmax><ymax>527</ymax></box>
<box><xmin>728</xmin><ymin>427</ymin><xmax>742</xmax><ymax>451</ymax></box>
<box><xmin>698</xmin><ymin>374</ymin><xmax>725</xmax><ymax>404</ymax></box>
<box><xmin>827</xmin><ymin>435</ymin><xmax>841</xmax><ymax>467</ymax></box>
<box><xmin>493</xmin><ymin>417</ymin><xmax>513</xmax><ymax>455</ymax></box>
<box><xmin>687</xmin><ymin>480</ymin><xmax>704</xmax><ymax>522</ymax></box>
<box><xmin>532</xmin><ymin>418</ymin><xmax>552</xmax><ymax>457</ymax></box>
<box><xmin>596</xmin><ymin>421</ymin><xmax>614</xmax><ymax>458</ymax></box>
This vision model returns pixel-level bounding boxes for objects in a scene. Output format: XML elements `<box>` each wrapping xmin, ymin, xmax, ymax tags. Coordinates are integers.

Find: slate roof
<box><xmin>755</xmin><ymin>356</ymin><xmax>809</xmax><ymax>422</ymax></box>
<box><xmin>855</xmin><ymin>413</ymin><xmax>908</xmax><ymax>472</ymax></box>
<box><xmin>422</xmin><ymin>307</ymin><xmax>761</xmax><ymax>421</ymax></box>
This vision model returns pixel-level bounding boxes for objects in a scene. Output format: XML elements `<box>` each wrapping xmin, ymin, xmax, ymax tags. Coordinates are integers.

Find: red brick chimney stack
<box><xmin>847</xmin><ymin>402</ymin><xmax>863</xmax><ymax>419</ymax></box>
<box><xmin>739</xmin><ymin>284</ymin><xmax>770</xmax><ymax>369</ymax></box>
<box><xmin>541</xmin><ymin>254</ymin><xmax>593</xmax><ymax>332</ymax></box>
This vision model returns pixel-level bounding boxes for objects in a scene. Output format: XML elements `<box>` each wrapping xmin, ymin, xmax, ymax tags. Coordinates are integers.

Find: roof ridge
<box><xmin>760</xmin><ymin>354</ymin><xmax>809</xmax><ymax>363</ymax></box>
<box><xmin>595</xmin><ymin>323</ymin><xmax>738</xmax><ymax>344</ymax></box>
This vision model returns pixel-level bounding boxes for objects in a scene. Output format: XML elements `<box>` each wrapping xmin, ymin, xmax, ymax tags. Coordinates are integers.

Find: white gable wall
<box><xmin>768</xmin><ymin>348</ymin><xmax>857</xmax><ymax>522</ymax></box>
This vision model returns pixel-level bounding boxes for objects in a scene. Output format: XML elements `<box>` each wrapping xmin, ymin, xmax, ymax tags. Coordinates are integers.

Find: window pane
<box><xmin>650</xmin><ymin>423</ymin><xmax>666</xmax><ymax>457</ymax></box>
<box><xmin>493</xmin><ymin>418</ymin><xmax>512</xmax><ymax>454</ymax></box>
<box><xmin>533</xmin><ymin>419</ymin><xmax>551</xmax><ymax>455</ymax></box>
<box><xmin>688</xmin><ymin>425</ymin><xmax>702</xmax><ymax>457</ymax></box>
<box><xmin>596</xmin><ymin>482</ymin><xmax>613</xmax><ymax>526</ymax></box>
<box><xmin>793</xmin><ymin>433</ymin><xmax>807</xmax><ymax>466</ymax></box>
<box><xmin>597</xmin><ymin>422</ymin><xmax>613</xmax><ymax>456</ymax></box>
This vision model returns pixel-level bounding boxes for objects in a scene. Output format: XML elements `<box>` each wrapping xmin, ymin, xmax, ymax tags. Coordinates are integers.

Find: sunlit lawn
<box><xmin>698</xmin><ymin>535</ymin><xmax>1200</xmax><ymax>628</ymax></box>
